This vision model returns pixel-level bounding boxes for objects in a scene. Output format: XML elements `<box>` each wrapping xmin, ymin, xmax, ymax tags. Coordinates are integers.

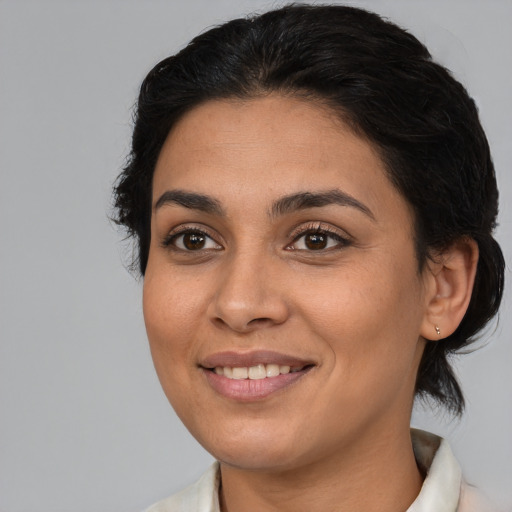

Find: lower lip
<box><xmin>202</xmin><ymin>368</ymin><xmax>312</xmax><ymax>401</ymax></box>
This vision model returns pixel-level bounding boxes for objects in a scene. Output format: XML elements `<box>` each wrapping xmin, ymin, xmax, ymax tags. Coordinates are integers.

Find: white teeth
<box><xmin>232</xmin><ymin>367</ymin><xmax>248</xmax><ymax>380</ymax></box>
<box><xmin>213</xmin><ymin>363</ymin><xmax>304</xmax><ymax>380</ymax></box>
<box><xmin>266</xmin><ymin>364</ymin><xmax>280</xmax><ymax>377</ymax></box>
<box><xmin>248</xmin><ymin>364</ymin><xmax>266</xmax><ymax>380</ymax></box>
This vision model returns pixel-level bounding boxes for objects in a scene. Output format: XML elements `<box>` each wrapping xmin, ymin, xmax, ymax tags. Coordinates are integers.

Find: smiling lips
<box><xmin>215</xmin><ymin>363</ymin><xmax>299</xmax><ymax>380</ymax></box>
<box><xmin>201</xmin><ymin>351</ymin><xmax>314</xmax><ymax>401</ymax></box>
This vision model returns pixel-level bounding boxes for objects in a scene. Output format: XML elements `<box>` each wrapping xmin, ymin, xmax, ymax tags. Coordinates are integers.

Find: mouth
<box><xmin>208</xmin><ymin>363</ymin><xmax>312</xmax><ymax>380</ymax></box>
<box><xmin>200</xmin><ymin>351</ymin><xmax>315</xmax><ymax>401</ymax></box>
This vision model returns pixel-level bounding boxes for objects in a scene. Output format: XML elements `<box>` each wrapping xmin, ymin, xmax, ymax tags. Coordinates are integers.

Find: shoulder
<box><xmin>143</xmin><ymin>462</ymin><xmax>220</xmax><ymax>512</ymax></box>
<box><xmin>409</xmin><ymin>429</ymin><xmax>503</xmax><ymax>512</ymax></box>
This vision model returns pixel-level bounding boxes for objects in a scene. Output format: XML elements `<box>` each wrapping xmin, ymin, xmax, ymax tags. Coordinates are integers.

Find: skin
<box><xmin>143</xmin><ymin>95</ymin><xmax>477</xmax><ymax>512</ymax></box>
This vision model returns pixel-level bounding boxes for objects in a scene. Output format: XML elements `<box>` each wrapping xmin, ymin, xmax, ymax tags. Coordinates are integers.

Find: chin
<box><xmin>193</xmin><ymin>421</ymin><xmax>308</xmax><ymax>472</ymax></box>
<box><xmin>214</xmin><ymin>445</ymin><xmax>304</xmax><ymax>473</ymax></box>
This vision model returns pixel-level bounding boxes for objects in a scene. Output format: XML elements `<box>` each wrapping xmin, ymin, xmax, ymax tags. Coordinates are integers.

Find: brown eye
<box><xmin>304</xmin><ymin>233</ymin><xmax>328</xmax><ymax>250</ymax></box>
<box><xmin>289</xmin><ymin>227</ymin><xmax>350</xmax><ymax>252</ymax></box>
<box><xmin>165</xmin><ymin>229</ymin><xmax>222</xmax><ymax>252</ymax></box>
<box><xmin>183</xmin><ymin>232</ymin><xmax>206</xmax><ymax>250</ymax></box>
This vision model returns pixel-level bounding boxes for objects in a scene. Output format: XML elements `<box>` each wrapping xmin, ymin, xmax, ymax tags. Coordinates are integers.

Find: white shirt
<box><xmin>145</xmin><ymin>429</ymin><xmax>496</xmax><ymax>512</ymax></box>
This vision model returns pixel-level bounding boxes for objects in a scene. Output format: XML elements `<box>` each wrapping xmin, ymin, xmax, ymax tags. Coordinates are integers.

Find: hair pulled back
<box><xmin>113</xmin><ymin>4</ymin><xmax>504</xmax><ymax>414</ymax></box>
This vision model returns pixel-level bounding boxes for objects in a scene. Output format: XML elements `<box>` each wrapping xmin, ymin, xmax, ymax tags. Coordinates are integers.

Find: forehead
<box><xmin>152</xmin><ymin>95</ymin><xmax>408</xmax><ymax>223</ymax></box>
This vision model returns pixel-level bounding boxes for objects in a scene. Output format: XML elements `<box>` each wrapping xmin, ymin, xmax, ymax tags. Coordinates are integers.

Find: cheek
<box><xmin>142</xmin><ymin>272</ymin><xmax>201</xmax><ymax>374</ymax></box>
<box><xmin>301</xmin><ymin>257</ymin><xmax>424</xmax><ymax>376</ymax></box>
<box><xmin>144</xmin><ymin>263</ymin><xmax>207</xmax><ymax>330</ymax></box>
<box><xmin>142</xmin><ymin>273</ymin><xmax>209</xmax><ymax>425</ymax></box>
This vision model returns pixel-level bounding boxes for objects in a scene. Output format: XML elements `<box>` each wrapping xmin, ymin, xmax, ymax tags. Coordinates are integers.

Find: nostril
<box><xmin>211</xmin><ymin>317</ymin><xmax>229</xmax><ymax>328</ymax></box>
<box><xmin>248</xmin><ymin>317</ymin><xmax>273</xmax><ymax>326</ymax></box>
<box><xmin>210</xmin><ymin>315</ymin><xmax>277</xmax><ymax>333</ymax></box>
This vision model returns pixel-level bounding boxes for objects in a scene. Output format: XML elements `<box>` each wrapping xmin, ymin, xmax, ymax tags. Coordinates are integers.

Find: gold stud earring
<box><xmin>435</xmin><ymin>325</ymin><xmax>441</xmax><ymax>336</ymax></box>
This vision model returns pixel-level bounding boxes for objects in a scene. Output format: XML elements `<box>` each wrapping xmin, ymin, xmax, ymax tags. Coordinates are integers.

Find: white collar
<box><xmin>146</xmin><ymin>429</ymin><xmax>468</xmax><ymax>512</ymax></box>
<box><xmin>408</xmin><ymin>428</ymin><xmax>462</xmax><ymax>511</ymax></box>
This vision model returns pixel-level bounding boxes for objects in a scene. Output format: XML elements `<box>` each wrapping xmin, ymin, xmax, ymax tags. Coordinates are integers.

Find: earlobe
<box><xmin>421</xmin><ymin>238</ymin><xmax>479</xmax><ymax>341</ymax></box>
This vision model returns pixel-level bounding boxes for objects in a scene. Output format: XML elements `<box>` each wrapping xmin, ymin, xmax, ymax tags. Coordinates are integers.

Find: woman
<box><xmin>113</xmin><ymin>5</ymin><xmax>504</xmax><ymax>511</ymax></box>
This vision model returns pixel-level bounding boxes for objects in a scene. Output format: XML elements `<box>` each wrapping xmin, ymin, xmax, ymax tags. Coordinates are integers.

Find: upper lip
<box><xmin>200</xmin><ymin>350</ymin><xmax>316</xmax><ymax>369</ymax></box>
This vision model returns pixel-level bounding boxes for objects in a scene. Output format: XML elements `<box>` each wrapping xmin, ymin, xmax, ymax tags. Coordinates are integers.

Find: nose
<box><xmin>207</xmin><ymin>252</ymin><xmax>290</xmax><ymax>333</ymax></box>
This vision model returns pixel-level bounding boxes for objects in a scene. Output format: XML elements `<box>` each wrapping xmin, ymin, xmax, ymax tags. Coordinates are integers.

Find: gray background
<box><xmin>0</xmin><ymin>1</ymin><xmax>510</xmax><ymax>511</ymax></box>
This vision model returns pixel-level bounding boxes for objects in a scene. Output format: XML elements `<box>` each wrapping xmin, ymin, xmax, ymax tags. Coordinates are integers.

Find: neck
<box><xmin>219</xmin><ymin>423</ymin><xmax>423</xmax><ymax>512</ymax></box>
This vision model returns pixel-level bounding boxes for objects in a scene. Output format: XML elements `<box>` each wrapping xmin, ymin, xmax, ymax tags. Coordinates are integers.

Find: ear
<box><xmin>420</xmin><ymin>238</ymin><xmax>479</xmax><ymax>341</ymax></box>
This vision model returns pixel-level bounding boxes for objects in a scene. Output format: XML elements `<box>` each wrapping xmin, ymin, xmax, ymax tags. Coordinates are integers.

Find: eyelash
<box><xmin>287</xmin><ymin>222</ymin><xmax>351</xmax><ymax>252</ymax></box>
<box><xmin>161</xmin><ymin>225</ymin><xmax>222</xmax><ymax>252</ymax></box>
<box><xmin>161</xmin><ymin>222</ymin><xmax>351</xmax><ymax>253</ymax></box>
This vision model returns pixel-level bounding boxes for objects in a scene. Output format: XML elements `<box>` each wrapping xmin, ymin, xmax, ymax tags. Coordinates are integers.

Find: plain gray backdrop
<box><xmin>1</xmin><ymin>1</ymin><xmax>511</xmax><ymax>511</ymax></box>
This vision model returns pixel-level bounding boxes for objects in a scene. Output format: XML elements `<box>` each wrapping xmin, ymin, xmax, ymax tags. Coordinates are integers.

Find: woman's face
<box><xmin>144</xmin><ymin>95</ymin><xmax>433</xmax><ymax>471</ymax></box>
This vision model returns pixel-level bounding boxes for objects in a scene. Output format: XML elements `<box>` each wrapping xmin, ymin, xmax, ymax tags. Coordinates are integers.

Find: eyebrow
<box><xmin>270</xmin><ymin>190</ymin><xmax>375</xmax><ymax>220</ymax></box>
<box><xmin>154</xmin><ymin>188</ymin><xmax>374</xmax><ymax>220</ymax></box>
<box><xmin>154</xmin><ymin>190</ymin><xmax>225</xmax><ymax>216</ymax></box>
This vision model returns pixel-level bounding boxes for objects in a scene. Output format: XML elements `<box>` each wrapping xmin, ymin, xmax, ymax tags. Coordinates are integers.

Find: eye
<box><xmin>288</xmin><ymin>224</ymin><xmax>351</xmax><ymax>252</ymax></box>
<box><xmin>163</xmin><ymin>229</ymin><xmax>222</xmax><ymax>251</ymax></box>
<box><xmin>295</xmin><ymin>232</ymin><xmax>336</xmax><ymax>250</ymax></box>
